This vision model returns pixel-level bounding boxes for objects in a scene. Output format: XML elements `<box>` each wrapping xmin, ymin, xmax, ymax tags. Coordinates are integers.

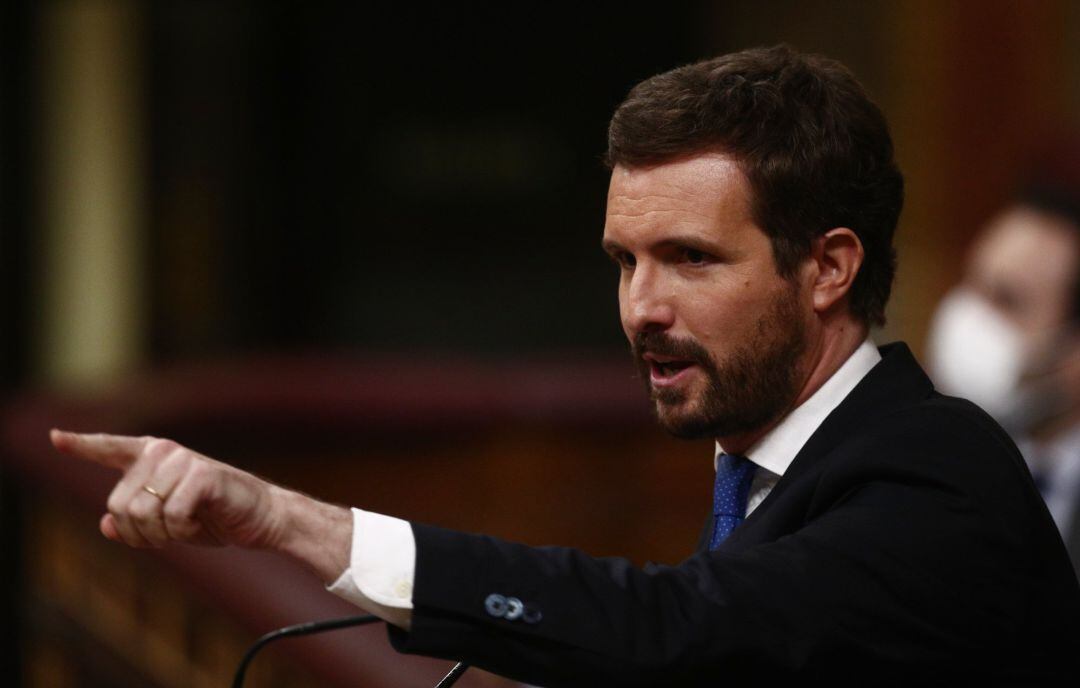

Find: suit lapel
<box><xmin>761</xmin><ymin>342</ymin><xmax>933</xmax><ymax>494</ymax></box>
<box><xmin>698</xmin><ymin>342</ymin><xmax>934</xmax><ymax>553</ymax></box>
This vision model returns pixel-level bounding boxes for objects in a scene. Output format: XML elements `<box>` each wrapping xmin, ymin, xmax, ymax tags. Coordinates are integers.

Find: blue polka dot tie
<box><xmin>709</xmin><ymin>453</ymin><xmax>757</xmax><ymax>550</ymax></box>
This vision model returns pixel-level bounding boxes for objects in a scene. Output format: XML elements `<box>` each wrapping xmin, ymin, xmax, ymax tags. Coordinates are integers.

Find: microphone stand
<box><xmin>232</xmin><ymin>615</ymin><xmax>470</xmax><ymax>688</ymax></box>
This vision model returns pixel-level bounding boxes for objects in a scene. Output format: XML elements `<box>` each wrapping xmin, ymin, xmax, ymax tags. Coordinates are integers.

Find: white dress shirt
<box><xmin>328</xmin><ymin>339</ymin><xmax>882</xmax><ymax>618</ymax></box>
<box><xmin>736</xmin><ymin>339</ymin><xmax>881</xmax><ymax>515</ymax></box>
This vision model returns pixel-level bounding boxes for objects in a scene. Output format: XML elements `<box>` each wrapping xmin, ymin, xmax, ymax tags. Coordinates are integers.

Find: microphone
<box><xmin>232</xmin><ymin>614</ymin><xmax>470</xmax><ymax>687</ymax></box>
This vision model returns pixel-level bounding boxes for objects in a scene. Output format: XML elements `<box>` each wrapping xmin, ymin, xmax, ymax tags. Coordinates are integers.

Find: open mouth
<box><xmin>644</xmin><ymin>354</ymin><xmax>698</xmax><ymax>383</ymax></box>
<box><xmin>651</xmin><ymin>359</ymin><xmax>693</xmax><ymax>377</ymax></box>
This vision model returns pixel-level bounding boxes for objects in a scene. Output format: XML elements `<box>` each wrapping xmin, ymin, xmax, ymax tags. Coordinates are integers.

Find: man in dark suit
<box><xmin>52</xmin><ymin>45</ymin><xmax>1080</xmax><ymax>684</ymax></box>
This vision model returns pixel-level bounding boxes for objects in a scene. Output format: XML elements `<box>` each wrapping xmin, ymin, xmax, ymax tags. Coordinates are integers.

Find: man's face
<box><xmin>602</xmin><ymin>153</ymin><xmax>810</xmax><ymax>440</ymax></box>
<box><xmin>927</xmin><ymin>205</ymin><xmax>1080</xmax><ymax>427</ymax></box>
<box><xmin>966</xmin><ymin>206</ymin><xmax>1079</xmax><ymax>347</ymax></box>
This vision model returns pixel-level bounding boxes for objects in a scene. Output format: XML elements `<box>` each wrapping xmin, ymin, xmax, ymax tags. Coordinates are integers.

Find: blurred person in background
<box><xmin>927</xmin><ymin>147</ymin><xmax>1080</xmax><ymax>577</ymax></box>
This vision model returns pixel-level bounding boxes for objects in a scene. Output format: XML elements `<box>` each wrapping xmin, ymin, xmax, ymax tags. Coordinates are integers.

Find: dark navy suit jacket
<box><xmin>389</xmin><ymin>343</ymin><xmax>1080</xmax><ymax>685</ymax></box>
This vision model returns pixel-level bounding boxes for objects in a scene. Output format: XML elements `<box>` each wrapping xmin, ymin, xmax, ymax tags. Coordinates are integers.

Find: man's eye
<box><xmin>615</xmin><ymin>252</ymin><xmax>636</xmax><ymax>268</ymax></box>
<box><xmin>682</xmin><ymin>248</ymin><xmax>708</xmax><ymax>264</ymax></box>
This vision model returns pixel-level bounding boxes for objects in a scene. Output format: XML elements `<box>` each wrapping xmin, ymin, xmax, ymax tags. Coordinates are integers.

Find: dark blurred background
<box><xmin>2</xmin><ymin>2</ymin><xmax>1079</xmax><ymax>687</ymax></box>
<box><xmin>2</xmin><ymin>1</ymin><xmax>1077</xmax><ymax>382</ymax></box>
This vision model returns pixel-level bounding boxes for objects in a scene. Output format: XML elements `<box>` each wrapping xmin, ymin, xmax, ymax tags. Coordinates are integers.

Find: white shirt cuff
<box><xmin>326</xmin><ymin>507</ymin><xmax>416</xmax><ymax>610</ymax></box>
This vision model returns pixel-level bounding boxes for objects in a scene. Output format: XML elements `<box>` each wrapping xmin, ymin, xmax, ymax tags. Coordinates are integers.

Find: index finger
<box><xmin>50</xmin><ymin>430</ymin><xmax>146</xmax><ymax>471</ymax></box>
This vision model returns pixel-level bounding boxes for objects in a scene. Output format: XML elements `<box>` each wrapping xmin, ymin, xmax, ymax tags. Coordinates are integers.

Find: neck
<box><xmin>716</xmin><ymin>313</ymin><xmax>869</xmax><ymax>455</ymax></box>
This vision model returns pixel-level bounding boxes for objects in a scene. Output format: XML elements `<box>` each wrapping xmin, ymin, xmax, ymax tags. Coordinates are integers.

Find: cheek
<box><xmin>684</xmin><ymin>280</ymin><xmax>790</xmax><ymax>345</ymax></box>
<box><xmin>681</xmin><ymin>286</ymin><xmax>752</xmax><ymax>333</ymax></box>
<box><xmin>677</xmin><ymin>304</ymin><xmax>732</xmax><ymax>354</ymax></box>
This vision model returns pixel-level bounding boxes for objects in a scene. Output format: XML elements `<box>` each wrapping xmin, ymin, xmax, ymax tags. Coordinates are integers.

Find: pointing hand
<box><xmin>50</xmin><ymin>430</ymin><xmax>286</xmax><ymax>549</ymax></box>
<box><xmin>49</xmin><ymin>429</ymin><xmax>351</xmax><ymax>582</ymax></box>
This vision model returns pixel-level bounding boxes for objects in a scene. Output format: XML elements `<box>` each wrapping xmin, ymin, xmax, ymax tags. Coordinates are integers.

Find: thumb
<box><xmin>100</xmin><ymin>513</ymin><xmax>122</xmax><ymax>542</ymax></box>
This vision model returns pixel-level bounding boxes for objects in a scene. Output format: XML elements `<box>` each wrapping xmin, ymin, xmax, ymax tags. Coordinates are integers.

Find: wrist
<box><xmin>270</xmin><ymin>486</ymin><xmax>352</xmax><ymax>583</ymax></box>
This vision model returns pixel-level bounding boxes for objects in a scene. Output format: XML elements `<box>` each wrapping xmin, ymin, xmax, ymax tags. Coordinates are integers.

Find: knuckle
<box><xmin>158</xmin><ymin>449</ymin><xmax>187</xmax><ymax>473</ymax></box>
<box><xmin>187</xmin><ymin>459</ymin><xmax>213</xmax><ymax>482</ymax></box>
<box><xmin>162</xmin><ymin>502</ymin><xmax>190</xmax><ymax>523</ymax></box>
<box><xmin>106</xmin><ymin>493</ymin><xmax>125</xmax><ymax>515</ymax></box>
<box><xmin>145</xmin><ymin>438</ymin><xmax>178</xmax><ymax>461</ymax></box>
<box><xmin>129</xmin><ymin>499</ymin><xmax>153</xmax><ymax>520</ymax></box>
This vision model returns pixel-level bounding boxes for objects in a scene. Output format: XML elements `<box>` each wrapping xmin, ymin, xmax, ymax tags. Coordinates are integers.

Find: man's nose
<box><xmin>624</xmin><ymin>266</ymin><xmax>676</xmax><ymax>334</ymax></box>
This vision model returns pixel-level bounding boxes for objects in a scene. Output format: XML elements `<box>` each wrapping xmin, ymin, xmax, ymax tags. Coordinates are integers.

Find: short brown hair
<box><xmin>606</xmin><ymin>45</ymin><xmax>903</xmax><ymax>326</ymax></box>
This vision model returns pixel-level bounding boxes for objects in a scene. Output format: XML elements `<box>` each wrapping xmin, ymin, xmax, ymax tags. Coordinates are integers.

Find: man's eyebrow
<box><xmin>600</xmin><ymin>239</ymin><xmax>625</xmax><ymax>255</ymax></box>
<box><xmin>658</xmin><ymin>234</ymin><xmax>719</xmax><ymax>251</ymax></box>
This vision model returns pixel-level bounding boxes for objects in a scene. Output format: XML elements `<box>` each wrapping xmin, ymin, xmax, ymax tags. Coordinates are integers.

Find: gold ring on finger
<box><xmin>142</xmin><ymin>485</ymin><xmax>167</xmax><ymax>502</ymax></box>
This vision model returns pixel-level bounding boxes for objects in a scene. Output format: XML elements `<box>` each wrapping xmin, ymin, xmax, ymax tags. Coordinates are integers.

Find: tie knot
<box><xmin>712</xmin><ymin>453</ymin><xmax>756</xmax><ymax>518</ymax></box>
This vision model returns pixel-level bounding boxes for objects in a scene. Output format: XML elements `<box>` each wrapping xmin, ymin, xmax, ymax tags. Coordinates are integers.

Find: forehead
<box><xmin>968</xmin><ymin>206</ymin><xmax>1080</xmax><ymax>323</ymax></box>
<box><xmin>603</xmin><ymin>154</ymin><xmax>756</xmax><ymax>239</ymax></box>
<box><xmin>969</xmin><ymin>206</ymin><xmax>1079</xmax><ymax>294</ymax></box>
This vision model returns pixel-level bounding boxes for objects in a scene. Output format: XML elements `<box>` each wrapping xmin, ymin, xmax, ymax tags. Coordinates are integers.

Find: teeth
<box><xmin>655</xmin><ymin>362</ymin><xmax>686</xmax><ymax>376</ymax></box>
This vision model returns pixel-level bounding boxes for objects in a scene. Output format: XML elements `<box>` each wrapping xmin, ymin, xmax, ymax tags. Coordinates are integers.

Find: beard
<box><xmin>632</xmin><ymin>285</ymin><xmax>808</xmax><ymax>439</ymax></box>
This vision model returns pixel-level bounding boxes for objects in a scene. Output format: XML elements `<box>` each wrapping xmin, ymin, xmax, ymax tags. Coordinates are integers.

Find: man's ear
<box><xmin>808</xmin><ymin>228</ymin><xmax>864</xmax><ymax>314</ymax></box>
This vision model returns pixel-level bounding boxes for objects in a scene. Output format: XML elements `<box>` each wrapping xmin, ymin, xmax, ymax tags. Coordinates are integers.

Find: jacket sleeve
<box><xmin>385</xmin><ymin>406</ymin><xmax>1077</xmax><ymax>686</ymax></box>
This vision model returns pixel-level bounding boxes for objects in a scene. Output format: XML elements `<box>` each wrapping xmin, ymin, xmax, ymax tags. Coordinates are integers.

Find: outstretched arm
<box><xmin>48</xmin><ymin>429</ymin><xmax>410</xmax><ymax>627</ymax></box>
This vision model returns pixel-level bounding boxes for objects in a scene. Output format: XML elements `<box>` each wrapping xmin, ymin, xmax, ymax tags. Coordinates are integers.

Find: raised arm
<box><xmin>50</xmin><ymin>431</ymin><xmax>351</xmax><ymax>584</ymax></box>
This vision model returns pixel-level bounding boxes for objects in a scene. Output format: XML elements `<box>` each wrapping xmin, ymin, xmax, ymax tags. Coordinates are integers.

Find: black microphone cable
<box><xmin>232</xmin><ymin>614</ymin><xmax>470</xmax><ymax>688</ymax></box>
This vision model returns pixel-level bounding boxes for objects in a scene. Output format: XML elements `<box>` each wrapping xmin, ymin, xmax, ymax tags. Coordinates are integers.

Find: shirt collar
<box><xmin>716</xmin><ymin>339</ymin><xmax>882</xmax><ymax>477</ymax></box>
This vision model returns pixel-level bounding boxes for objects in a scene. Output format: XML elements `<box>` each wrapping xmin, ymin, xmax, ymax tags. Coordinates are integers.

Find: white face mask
<box><xmin>925</xmin><ymin>288</ymin><xmax>1027</xmax><ymax>420</ymax></box>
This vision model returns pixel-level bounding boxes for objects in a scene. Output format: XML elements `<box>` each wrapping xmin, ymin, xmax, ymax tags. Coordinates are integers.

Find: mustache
<box><xmin>631</xmin><ymin>331</ymin><xmax>714</xmax><ymax>366</ymax></box>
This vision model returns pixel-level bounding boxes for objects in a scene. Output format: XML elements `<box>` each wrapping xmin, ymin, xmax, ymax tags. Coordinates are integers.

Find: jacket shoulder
<box><xmin>826</xmin><ymin>392</ymin><xmax>1029</xmax><ymax>491</ymax></box>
